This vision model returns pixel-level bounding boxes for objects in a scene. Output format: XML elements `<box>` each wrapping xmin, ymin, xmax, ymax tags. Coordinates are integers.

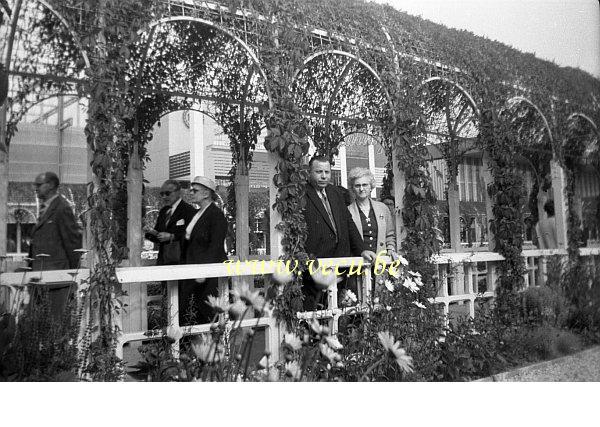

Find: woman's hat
<box><xmin>191</xmin><ymin>176</ymin><xmax>216</xmax><ymax>192</ymax></box>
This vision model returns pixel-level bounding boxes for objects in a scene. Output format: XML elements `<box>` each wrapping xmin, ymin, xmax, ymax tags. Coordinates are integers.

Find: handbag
<box><xmin>162</xmin><ymin>240</ymin><xmax>181</xmax><ymax>265</ymax></box>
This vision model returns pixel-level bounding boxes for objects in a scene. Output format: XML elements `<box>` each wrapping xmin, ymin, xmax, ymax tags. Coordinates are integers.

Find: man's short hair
<box><xmin>543</xmin><ymin>200</ymin><xmax>555</xmax><ymax>217</ymax></box>
<box><xmin>308</xmin><ymin>155</ymin><xmax>331</xmax><ymax>169</ymax></box>
<box><xmin>162</xmin><ymin>179</ymin><xmax>182</xmax><ymax>191</ymax></box>
<box><xmin>44</xmin><ymin>172</ymin><xmax>60</xmax><ymax>189</ymax></box>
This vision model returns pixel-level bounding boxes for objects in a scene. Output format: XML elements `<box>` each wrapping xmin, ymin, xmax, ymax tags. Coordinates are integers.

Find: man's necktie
<box><xmin>320</xmin><ymin>189</ymin><xmax>337</xmax><ymax>235</ymax></box>
<box><xmin>38</xmin><ymin>203</ymin><xmax>47</xmax><ymax>221</ymax></box>
<box><xmin>164</xmin><ymin>207</ymin><xmax>173</xmax><ymax>226</ymax></box>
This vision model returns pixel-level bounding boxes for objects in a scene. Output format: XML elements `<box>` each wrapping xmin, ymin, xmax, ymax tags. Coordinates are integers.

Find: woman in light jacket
<box><xmin>180</xmin><ymin>175</ymin><xmax>228</xmax><ymax>325</ymax></box>
<box><xmin>347</xmin><ymin>167</ymin><xmax>398</xmax><ymax>259</ymax></box>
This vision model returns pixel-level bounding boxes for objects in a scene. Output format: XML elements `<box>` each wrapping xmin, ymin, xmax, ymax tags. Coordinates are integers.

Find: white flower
<box><xmin>402</xmin><ymin>277</ymin><xmax>420</xmax><ymax>293</ymax></box>
<box><xmin>206</xmin><ymin>295</ymin><xmax>230</xmax><ymax>314</ymax></box>
<box><xmin>283</xmin><ymin>333</ymin><xmax>303</xmax><ymax>351</ymax></box>
<box><xmin>165</xmin><ymin>325</ymin><xmax>183</xmax><ymax>342</ymax></box>
<box><xmin>310</xmin><ymin>318</ymin><xmax>330</xmax><ymax>336</ymax></box>
<box><xmin>228</xmin><ymin>300</ymin><xmax>246</xmax><ymax>321</ymax></box>
<box><xmin>412</xmin><ymin>301</ymin><xmax>426</xmax><ymax>309</ymax></box>
<box><xmin>285</xmin><ymin>360</ymin><xmax>302</xmax><ymax>380</ymax></box>
<box><xmin>384</xmin><ymin>279</ymin><xmax>394</xmax><ymax>292</ymax></box>
<box><xmin>340</xmin><ymin>289</ymin><xmax>358</xmax><ymax>307</ymax></box>
<box><xmin>272</xmin><ymin>265</ymin><xmax>294</xmax><ymax>284</ymax></box>
<box><xmin>191</xmin><ymin>341</ymin><xmax>224</xmax><ymax>364</ymax></box>
<box><xmin>388</xmin><ymin>265</ymin><xmax>401</xmax><ymax>279</ymax></box>
<box><xmin>232</xmin><ymin>282</ymin><xmax>262</xmax><ymax>308</ymax></box>
<box><xmin>377</xmin><ymin>331</ymin><xmax>414</xmax><ymax>373</ymax></box>
<box><xmin>325</xmin><ymin>335</ymin><xmax>343</xmax><ymax>350</ymax></box>
<box><xmin>319</xmin><ymin>343</ymin><xmax>341</xmax><ymax>363</ymax></box>
<box><xmin>398</xmin><ymin>255</ymin><xmax>409</xmax><ymax>266</ymax></box>
<box><xmin>310</xmin><ymin>266</ymin><xmax>337</xmax><ymax>290</ymax></box>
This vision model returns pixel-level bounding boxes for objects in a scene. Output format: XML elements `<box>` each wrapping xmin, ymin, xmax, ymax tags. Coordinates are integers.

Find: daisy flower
<box><xmin>283</xmin><ymin>333</ymin><xmax>303</xmax><ymax>352</ymax></box>
<box><xmin>377</xmin><ymin>331</ymin><xmax>414</xmax><ymax>373</ymax></box>
<box><xmin>412</xmin><ymin>301</ymin><xmax>426</xmax><ymax>309</ymax></box>
<box><xmin>206</xmin><ymin>295</ymin><xmax>231</xmax><ymax>314</ymax></box>
<box><xmin>285</xmin><ymin>360</ymin><xmax>302</xmax><ymax>380</ymax></box>
<box><xmin>319</xmin><ymin>343</ymin><xmax>341</xmax><ymax>363</ymax></box>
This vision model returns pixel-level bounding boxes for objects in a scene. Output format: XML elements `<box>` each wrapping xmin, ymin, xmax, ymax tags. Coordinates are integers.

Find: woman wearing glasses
<box><xmin>347</xmin><ymin>167</ymin><xmax>398</xmax><ymax>260</ymax></box>
<box><xmin>180</xmin><ymin>176</ymin><xmax>228</xmax><ymax>325</ymax></box>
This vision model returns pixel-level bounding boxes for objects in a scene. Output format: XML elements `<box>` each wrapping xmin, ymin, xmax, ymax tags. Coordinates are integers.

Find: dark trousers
<box><xmin>301</xmin><ymin>269</ymin><xmax>353</xmax><ymax>311</ymax></box>
<box><xmin>178</xmin><ymin>277</ymin><xmax>219</xmax><ymax>326</ymax></box>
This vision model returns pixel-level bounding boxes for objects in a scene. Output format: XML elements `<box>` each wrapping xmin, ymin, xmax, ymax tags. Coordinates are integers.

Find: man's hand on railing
<box><xmin>361</xmin><ymin>250</ymin><xmax>377</xmax><ymax>264</ymax></box>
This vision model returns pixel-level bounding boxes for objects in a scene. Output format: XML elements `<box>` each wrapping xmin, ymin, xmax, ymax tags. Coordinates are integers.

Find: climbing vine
<box><xmin>1</xmin><ymin>0</ymin><xmax>600</xmax><ymax>372</ymax></box>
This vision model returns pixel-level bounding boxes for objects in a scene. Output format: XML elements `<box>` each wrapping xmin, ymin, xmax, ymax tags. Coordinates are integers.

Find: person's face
<box><xmin>34</xmin><ymin>174</ymin><xmax>54</xmax><ymax>201</ymax></box>
<box><xmin>190</xmin><ymin>184</ymin><xmax>211</xmax><ymax>203</ymax></box>
<box><xmin>309</xmin><ymin>160</ymin><xmax>331</xmax><ymax>190</ymax></box>
<box><xmin>352</xmin><ymin>176</ymin><xmax>372</xmax><ymax>202</ymax></box>
<box><xmin>160</xmin><ymin>183</ymin><xmax>180</xmax><ymax>206</ymax></box>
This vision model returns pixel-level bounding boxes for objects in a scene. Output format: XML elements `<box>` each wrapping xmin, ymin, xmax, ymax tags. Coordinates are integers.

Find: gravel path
<box><xmin>483</xmin><ymin>346</ymin><xmax>600</xmax><ymax>382</ymax></box>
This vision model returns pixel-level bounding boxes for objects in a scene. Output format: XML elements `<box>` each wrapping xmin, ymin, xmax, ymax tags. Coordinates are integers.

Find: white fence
<box><xmin>2</xmin><ymin>248</ymin><xmax>599</xmax><ymax>369</ymax></box>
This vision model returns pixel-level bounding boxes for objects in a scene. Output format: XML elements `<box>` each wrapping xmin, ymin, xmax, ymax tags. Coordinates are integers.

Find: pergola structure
<box><xmin>1</xmin><ymin>0</ymin><xmax>599</xmax><ymax>335</ymax></box>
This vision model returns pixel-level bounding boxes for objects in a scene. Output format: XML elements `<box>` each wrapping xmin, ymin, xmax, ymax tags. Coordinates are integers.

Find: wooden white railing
<box><xmin>2</xmin><ymin>248</ymin><xmax>599</xmax><ymax>369</ymax></box>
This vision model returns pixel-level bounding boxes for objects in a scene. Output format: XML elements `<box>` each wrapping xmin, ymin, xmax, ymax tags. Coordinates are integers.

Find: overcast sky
<box><xmin>371</xmin><ymin>0</ymin><xmax>600</xmax><ymax>78</ymax></box>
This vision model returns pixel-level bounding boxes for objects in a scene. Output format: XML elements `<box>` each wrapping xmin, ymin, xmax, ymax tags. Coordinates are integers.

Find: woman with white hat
<box><xmin>180</xmin><ymin>176</ymin><xmax>228</xmax><ymax>325</ymax></box>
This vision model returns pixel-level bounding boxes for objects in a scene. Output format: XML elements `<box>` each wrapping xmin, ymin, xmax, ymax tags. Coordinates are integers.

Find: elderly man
<box><xmin>145</xmin><ymin>179</ymin><xmax>196</xmax><ymax>266</ymax></box>
<box><xmin>30</xmin><ymin>172</ymin><xmax>82</xmax><ymax>271</ymax></box>
<box><xmin>29</xmin><ymin>171</ymin><xmax>82</xmax><ymax>320</ymax></box>
<box><xmin>301</xmin><ymin>156</ymin><xmax>376</xmax><ymax>310</ymax></box>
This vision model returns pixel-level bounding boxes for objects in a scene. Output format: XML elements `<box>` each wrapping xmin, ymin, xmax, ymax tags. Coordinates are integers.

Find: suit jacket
<box><xmin>303</xmin><ymin>184</ymin><xmax>366</xmax><ymax>259</ymax></box>
<box><xmin>29</xmin><ymin>194</ymin><xmax>82</xmax><ymax>271</ymax></box>
<box><xmin>183</xmin><ymin>202</ymin><xmax>228</xmax><ymax>265</ymax></box>
<box><xmin>145</xmin><ymin>199</ymin><xmax>197</xmax><ymax>265</ymax></box>
<box><xmin>348</xmin><ymin>199</ymin><xmax>396</xmax><ymax>255</ymax></box>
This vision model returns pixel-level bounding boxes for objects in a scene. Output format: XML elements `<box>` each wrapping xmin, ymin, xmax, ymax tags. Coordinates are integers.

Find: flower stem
<box><xmin>359</xmin><ymin>356</ymin><xmax>386</xmax><ymax>382</ymax></box>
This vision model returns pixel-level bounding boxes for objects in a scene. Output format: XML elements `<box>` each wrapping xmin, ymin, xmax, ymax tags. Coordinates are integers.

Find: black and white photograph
<box><xmin>0</xmin><ymin>0</ymin><xmax>598</xmax><ymax>424</ymax></box>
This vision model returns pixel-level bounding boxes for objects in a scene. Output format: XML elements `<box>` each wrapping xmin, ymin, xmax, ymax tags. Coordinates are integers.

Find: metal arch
<box><xmin>7</xmin><ymin>0</ymin><xmax>91</xmax><ymax>70</ymax></box>
<box><xmin>566</xmin><ymin>112</ymin><xmax>598</xmax><ymax>133</ymax></box>
<box><xmin>324</xmin><ymin>58</ymin><xmax>353</xmax><ymax>131</ymax></box>
<box><xmin>380</xmin><ymin>25</ymin><xmax>400</xmax><ymax>76</ymax></box>
<box><xmin>292</xmin><ymin>49</ymin><xmax>394</xmax><ymax>113</ymax></box>
<box><xmin>566</xmin><ymin>112</ymin><xmax>599</xmax><ymax>156</ymax></box>
<box><xmin>505</xmin><ymin>96</ymin><xmax>554</xmax><ymax>144</ymax></box>
<box><xmin>9</xmin><ymin>206</ymin><xmax>36</xmax><ymax>223</ymax></box>
<box><xmin>146</xmin><ymin>16</ymin><xmax>273</xmax><ymax>110</ymax></box>
<box><xmin>421</xmin><ymin>76</ymin><xmax>481</xmax><ymax>119</ymax></box>
<box><xmin>2</xmin><ymin>0</ymin><xmax>23</xmax><ymax>74</ymax></box>
<box><xmin>156</xmin><ymin>107</ymin><xmax>219</xmax><ymax>127</ymax></box>
<box><xmin>10</xmin><ymin>91</ymin><xmax>81</xmax><ymax>124</ymax></box>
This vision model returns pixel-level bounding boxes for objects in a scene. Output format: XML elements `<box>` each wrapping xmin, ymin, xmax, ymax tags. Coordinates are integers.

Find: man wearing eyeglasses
<box><xmin>144</xmin><ymin>180</ymin><xmax>196</xmax><ymax>265</ymax></box>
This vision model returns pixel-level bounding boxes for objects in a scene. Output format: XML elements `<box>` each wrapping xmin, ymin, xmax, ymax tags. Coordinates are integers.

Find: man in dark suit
<box><xmin>144</xmin><ymin>179</ymin><xmax>197</xmax><ymax>266</ymax></box>
<box><xmin>301</xmin><ymin>156</ymin><xmax>376</xmax><ymax>310</ymax></box>
<box><xmin>29</xmin><ymin>172</ymin><xmax>83</xmax><ymax>319</ymax></box>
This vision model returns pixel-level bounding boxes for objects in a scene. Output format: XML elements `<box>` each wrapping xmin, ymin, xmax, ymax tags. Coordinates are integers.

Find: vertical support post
<box><xmin>167</xmin><ymin>279</ymin><xmax>180</xmax><ymax>358</ymax></box>
<box><xmin>127</xmin><ymin>152</ymin><xmax>143</xmax><ymax>267</ymax></box>
<box><xmin>338</xmin><ymin>143</ymin><xmax>348</xmax><ymax>188</ymax></box>
<box><xmin>268</xmin><ymin>152</ymin><xmax>282</xmax><ymax>257</ymax></box>
<box><xmin>328</xmin><ymin>281</ymin><xmax>338</xmax><ymax>335</ymax></box>
<box><xmin>481</xmin><ymin>152</ymin><xmax>495</xmax><ymax>250</ymax></box>
<box><xmin>391</xmin><ymin>146</ymin><xmax>405</xmax><ymax>250</ymax></box>
<box><xmin>550</xmin><ymin>160</ymin><xmax>568</xmax><ymax>249</ymax></box>
<box><xmin>448</xmin><ymin>177</ymin><xmax>461</xmax><ymax>252</ymax></box>
<box><xmin>0</xmin><ymin>103</ymin><xmax>7</xmax><ymax>260</ymax></box>
<box><xmin>368</xmin><ymin>142</ymin><xmax>376</xmax><ymax>198</ymax></box>
<box><xmin>235</xmin><ymin>172</ymin><xmax>250</xmax><ymax>259</ymax></box>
